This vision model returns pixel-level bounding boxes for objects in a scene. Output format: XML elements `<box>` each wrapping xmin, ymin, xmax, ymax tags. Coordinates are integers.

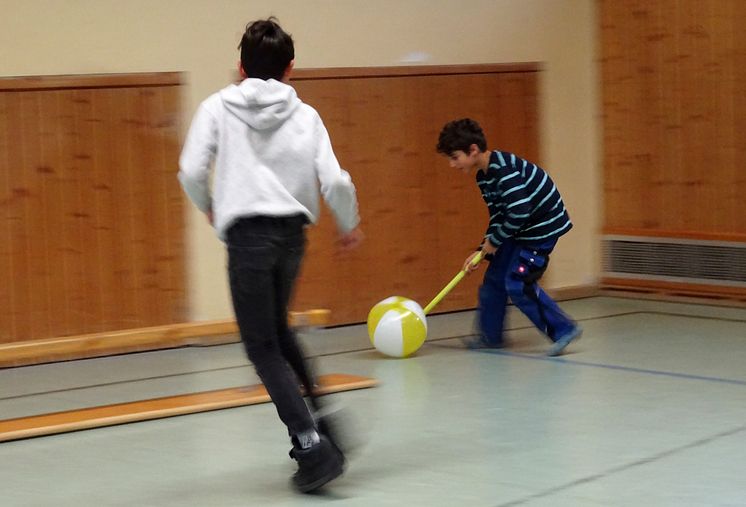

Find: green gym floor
<box><xmin>1</xmin><ymin>296</ymin><xmax>745</xmax><ymax>506</ymax></box>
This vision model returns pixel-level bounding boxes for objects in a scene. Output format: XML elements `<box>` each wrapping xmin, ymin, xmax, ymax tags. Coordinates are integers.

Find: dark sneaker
<box><xmin>289</xmin><ymin>435</ymin><xmax>345</xmax><ymax>493</ymax></box>
<box><xmin>461</xmin><ymin>335</ymin><xmax>505</xmax><ymax>350</ymax></box>
<box><xmin>547</xmin><ymin>326</ymin><xmax>583</xmax><ymax>357</ymax></box>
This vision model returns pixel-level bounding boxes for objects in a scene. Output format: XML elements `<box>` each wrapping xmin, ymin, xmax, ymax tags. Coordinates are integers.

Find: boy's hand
<box><xmin>481</xmin><ymin>241</ymin><xmax>497</xmax><ymax>257</ymax></box>
<box><xmin>463</xmin><ymin>251</ymin><xmax>483</xmax><ymax>273</ymax></box>
<box><xmin>338</xmin><ymin>227</ymin><xmax>364</xmax><ymax>251</ymax></box>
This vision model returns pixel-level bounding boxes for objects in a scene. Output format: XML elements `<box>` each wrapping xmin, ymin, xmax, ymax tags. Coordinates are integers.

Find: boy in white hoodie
<box><xmin>178</xmin><ymin>18</ymin><xmax>363</xmax><ymax>493</ymax></box>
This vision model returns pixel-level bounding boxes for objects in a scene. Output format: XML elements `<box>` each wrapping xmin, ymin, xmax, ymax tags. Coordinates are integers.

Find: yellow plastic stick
<box><xmin>423</xmin><ymin>251</ymin><xmax>484</xmax><ymax>315</ymax></box>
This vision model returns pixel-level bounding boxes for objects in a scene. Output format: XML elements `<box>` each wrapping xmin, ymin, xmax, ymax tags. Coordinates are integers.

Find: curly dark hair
<box><xmin>436</xmin><ymin>118</ymin><xmax>487</xmax><ymax>154</ymax></box>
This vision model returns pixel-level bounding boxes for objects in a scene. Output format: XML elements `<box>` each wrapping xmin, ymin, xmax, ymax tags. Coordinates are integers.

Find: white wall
<box><xmin>1</xmin><ymin>0</ymin><xmax>600</xmax><ymax>321</ymax></box>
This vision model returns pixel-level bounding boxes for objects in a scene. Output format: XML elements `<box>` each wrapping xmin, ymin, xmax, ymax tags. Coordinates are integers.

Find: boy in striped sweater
<box><xmin>436</xmin><ymin>118</ymin><xmax>581</xmax><ymax>356</ymax></box>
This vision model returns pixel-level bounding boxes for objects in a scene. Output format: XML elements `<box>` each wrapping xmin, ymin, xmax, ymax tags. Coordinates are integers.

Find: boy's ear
<box><xmin>468</xmin><ymin>144</ymin><xmax>481</xmax><ymax>156</ymax></box>
<box><xmin>237</xmin><ymin>61</ymin><xmax>248</xmax><ymax>79</ymax></box>
<box><xmin>282</xmin><ymin>59</ymin><xmax>295</xmax><ymax>83</ymax></box>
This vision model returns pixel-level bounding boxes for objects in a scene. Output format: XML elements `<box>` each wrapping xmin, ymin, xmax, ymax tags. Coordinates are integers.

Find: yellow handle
<box><xmin>423</xmin><ymin>251</ymin><xmax>484</xmax><ymax>315</ymax></box>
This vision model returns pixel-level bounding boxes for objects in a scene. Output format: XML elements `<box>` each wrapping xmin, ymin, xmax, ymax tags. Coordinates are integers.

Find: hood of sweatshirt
<box><xmin>220</xmin><ymin>78</ymin><xmax>301</xmax><ymax>130</ymax></box>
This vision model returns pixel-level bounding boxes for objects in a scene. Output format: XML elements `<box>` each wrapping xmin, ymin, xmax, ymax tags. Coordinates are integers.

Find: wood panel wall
<box><xmin>600</xmin><ymin>0</ymin><xmax>746</xmax><ymax>238</ymax></box>
<box><xmin>289</xmin><ymin>65</ymin><xmax>540</xmax><ymax>324</ymax></box>
<box><xmin>0</xmin><ymin>74</ymin><xmax>186</xmax><ymax>344</ymax></box>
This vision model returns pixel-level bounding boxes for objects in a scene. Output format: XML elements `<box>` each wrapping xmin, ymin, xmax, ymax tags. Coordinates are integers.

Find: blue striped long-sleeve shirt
<box><xmin>477</xmin><ymin>150</ymin><xmax>572</xmax><ymax>248</ymax></box>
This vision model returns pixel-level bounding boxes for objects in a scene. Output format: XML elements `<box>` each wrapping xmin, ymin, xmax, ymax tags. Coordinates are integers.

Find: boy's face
<box><xmin>446</xmin><ymin>144</ymin><xmax>482</xmax><ymax>174</ymax></box>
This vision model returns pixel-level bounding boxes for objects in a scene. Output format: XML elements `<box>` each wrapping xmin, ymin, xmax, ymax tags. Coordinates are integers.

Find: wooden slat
<box><xmin>601</xmin><ymin>277</ymin><xmax>746</xmax><ymax>301</ymax></box>
<box><xmin>19</xmin><ymin>91</ymin><xmax>51</xmax><ymax>340</ymax></box>
<box><xmin>0</xmin><ymin>373</ymin><xmax>377</xmax><ymax>442</ymax></box>
<box><xmin>0</xmin><ymin>93</ymin><xmax>13</xmax><ymax>337</ymax></box>
<box><xmin>71</xmin><ymin>88</ymin><xmax>101</xmax><ymax>333</ymax></box>
<box><xmin>598</xmin><ymin>288</ymin><xmax>746</xmax><ymax>309</ymax></box>
<box><xmin>0</xmin><ymin>73</ymin><xmax>183</xmax><ymax>91</ymax></box>
<box><xmin>292</xmin><ymin>63</ymin><xmax>541</xmax><ymax>80</ymax></box>
<box><xmin>0</xmin><ymin>309</ymin><xmax>330</xmax><ymax>367</ymax></box>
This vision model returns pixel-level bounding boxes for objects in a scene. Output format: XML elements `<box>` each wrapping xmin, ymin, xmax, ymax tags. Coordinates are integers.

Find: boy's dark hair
<box><xmin>436</xmin><ymin>118</ymin><xmax>487</xmax><ymax>154</ymax></box>
<box><xmin>238</xmin><ymin>17</ymin><xmax>294</xmax><ymax>81</ymax></box>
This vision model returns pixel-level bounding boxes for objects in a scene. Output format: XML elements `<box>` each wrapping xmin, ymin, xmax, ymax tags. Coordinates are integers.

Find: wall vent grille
<box><xmin>602</xmin><ymin>235</ymin><xmax>746</xmax><ymax>287</ymax></box>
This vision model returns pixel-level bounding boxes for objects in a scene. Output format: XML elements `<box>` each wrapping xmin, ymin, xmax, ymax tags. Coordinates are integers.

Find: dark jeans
<box><xmin>226</xmin><ymin>215</ymin><xmax>316</xmax><ymax>437</ymax></box>
<box><xmin>478</xmin><ymin>237</ymin><xmax>575</xmax><ymax>344</ymax></box>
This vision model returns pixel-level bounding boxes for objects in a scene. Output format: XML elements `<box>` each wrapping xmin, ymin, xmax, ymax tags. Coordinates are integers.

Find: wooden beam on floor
<box><xmin>0</xmin><ymin>309</ymin><xmax>331</xmax><ymax>368</ymax></box>
<box><xmin>0</xmin><ymin>373</ymin><xmax>377</xmax><ymax>443</ymax></box>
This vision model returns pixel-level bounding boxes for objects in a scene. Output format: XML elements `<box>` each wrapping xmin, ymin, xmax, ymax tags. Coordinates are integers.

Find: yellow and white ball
<box><xmin>367</xmin><ymin>296</ymin><xmax>427</xmax><ymax>358</ymax></box>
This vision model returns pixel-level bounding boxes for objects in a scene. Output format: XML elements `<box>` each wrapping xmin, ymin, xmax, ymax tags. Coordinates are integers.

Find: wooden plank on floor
<box><xmin>0</xmin><ymin>373</ymin><xmax>377</xmax><ymax>443</ymax></box>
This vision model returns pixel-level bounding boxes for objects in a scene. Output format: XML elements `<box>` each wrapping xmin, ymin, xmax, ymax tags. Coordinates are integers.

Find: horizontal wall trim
<box><xmin>0</xmin><ymin>72</ymin><xmax>184</xmax><ymax>91</ymax></box>
<box><xmin>292</xmin><ymin>63</ymin><xmax>541</xmax><ymax>80</ymax></box>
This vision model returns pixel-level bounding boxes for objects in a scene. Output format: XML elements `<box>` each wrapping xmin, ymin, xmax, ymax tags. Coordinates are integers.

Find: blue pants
<box><xmin>478</xmin><ymin>237</ymin><xmax>575</xmax><ymax>345</ymax></box>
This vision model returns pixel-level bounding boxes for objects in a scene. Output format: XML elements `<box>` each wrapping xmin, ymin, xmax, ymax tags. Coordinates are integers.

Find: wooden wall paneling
<box><xmin>425</xmin><ymin>72</ymin><xmax>540</xmax><ymax>312</ymax></box>
<box><xmin>656</xmin><ymin>1</ymin><xmax>682</xmax><ymax>232</ymax></box>
<box><xmin>103</xmin><ymin>88</ymin><xmax>135</xmax><ymax>330</ymax></box>
<box><xmin>146</xmin><ymin>86</ymin><xmax>180</xmax><ymax>325</ymax></box>
<box><xmin>599</xmin><ymin>0</ymin><xmax>626</xmax><ymax>229</ymax></box>
<box><xmin>142</xmin><ymin>88</ymin><xmax>164</xmax><ymax>324</ymax></box>
<box><xmin>100</xmin><ymin>88</ymin><xmax>138</xmax><ymax>332</ymax></box>
<box><xmin>0</xmin><ymin>93</ymin><xmax>11</xmax><ymax>341</ymax></box>
<box><xmin>160</xmin><ymin>87</ymin><xmax>186</xmax><ymax>321</ymax></box>
<box><xmin>19</xmin><ymin>91</ymin><xmax>52</xmax><ymax>340</ymax></box>
<box><xmin>641</xmin><ymin>1</ymin><xmax>669</xmax><ymax>231</ymax></box>
<box><xmin>289</xmin><ymin>79</ymin><xmax>360</xmax><ymax>324</ymax></box>
<box><xmin>1</xmin><ymin>73</ymin><xmax>186</xmax><ymax>346</ymax></box>
<box><xmin>159</xmin><ymin>85</ymin><xmax>187</xmax><ymax>322</ymax></box>
<box><xmin>290</xmin><ymin>68</ymin><xmax>540</xmax><ymax>324</ymax></box>
<box><xmin>137</xmin><ymin>86</ymin><xmax>185</xmax><ymax>325</ymax></box>
<box><xmin>37</xmin><ymin>90</ymin><xmax>68</xmax><ymax>336</ymax></box>
<box><xmin>122</xmin><ymin>88</ymin><xmax>145</xmax><ymax>327</ymax></box>
<box><xmin>600</xmin><ymin>0</ymin><xmax>746</xmax><ymax>297</ymax></box>
<box><xmin>2</xmin><ymin>93</ymin><xmax>30</xmax><ymax>342</ymax></box>
<box><xmin>626</xmin><ymin>2</ymin><xmax>668</xmax><ymax>231</ymax></box>
<box><xmin>706</xmin><ymin>0</ymin><xmax>734</xmax><ymax>233</ymax></box>
<box><xmin>714</xmin><ymin>1</ymin><xmax>742</xmax><ymax>234</ymax></box>
<box><xmin>294</xmin><ymin>76</ymin><xmax>441</xmax><ymax>322</ymax></box>
<box><xmin>71</xmin><ymin>88</ymin><xmax>103</xmax><ymax>334</ymax></box>
<box><xmin>601</xmin><ymin>0</ymin><xmax>746</xmax><ymax>236</ymax></box>
<box><xmin>736</xmin><ymin>3</ymin><xmax>746</xmax><ymax>234</ymax></box>
<box><xmin>131</xmin><ymin>88</ymin><xmax>159</xmax><ymax>326</ymax></box>
<box><xmin>681</xmin><ymin>1</ymin><xmax>709</xmax><ymax>232</ymax></box>
<box><xmin>86</xmin><ymin>88</ymin><xmax>117</xmax><ymax>333</ymax></box>
<box><xmin>425</xmin><ymin>75</ymin><xmax>482</xmax><ymax>311</ymax></box>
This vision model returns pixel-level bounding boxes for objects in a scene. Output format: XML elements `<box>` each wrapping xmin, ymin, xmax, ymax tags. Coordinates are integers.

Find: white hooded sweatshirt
<box><xmin>178</xmin><ymin>78</ymin><xmax>360</xmax><ymax>240</ymax></box>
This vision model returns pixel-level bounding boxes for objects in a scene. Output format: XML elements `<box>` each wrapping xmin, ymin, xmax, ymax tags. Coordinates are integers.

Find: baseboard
<box><xmin>0</xmin><ymin>309</ymin><xmax>330</xmax><ymax>368</ymax></box>
<box><xmin>547</xmin><ymin>284</ymin><xmax>599</xmax><ymax>301</ymax></box>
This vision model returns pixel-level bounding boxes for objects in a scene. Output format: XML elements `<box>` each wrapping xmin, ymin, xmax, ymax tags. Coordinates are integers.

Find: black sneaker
<box><xmin>461</xmin><ymin>335</ymin><xmax>505</xmax><ymax>350</ymax></box>
<box><xmin>289</xmin><ymin>435</ymin><xmax>345</xmax><ymax>493</ymax></box>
